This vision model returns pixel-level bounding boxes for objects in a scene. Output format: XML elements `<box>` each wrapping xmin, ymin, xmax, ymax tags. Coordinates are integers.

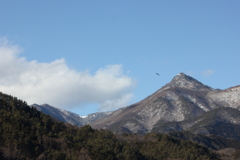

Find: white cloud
<box><xmin>99</xmin><ymin>93</ymin><xmax>133</xmax><ymax>111</ymax></box>
<box><xmin>202</xmin><ymin>70</ymin><xmax>215</xmax><ymax>77</ymax></box>
<box><xmin>0</xmin><ymin>38</ymin><xmax>135</xmax><ymax>112</ymax></box>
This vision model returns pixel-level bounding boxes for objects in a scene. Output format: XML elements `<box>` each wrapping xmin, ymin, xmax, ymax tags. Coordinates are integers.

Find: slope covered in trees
<box><xmin>0</xmin><ymin>92</ymin><xmax>219</xmax><ymax>160</ymax></box>
<box><xmin>168</xmin><ymin>131</ymin><xmax>240</xmax><ymax>150</ymax></box>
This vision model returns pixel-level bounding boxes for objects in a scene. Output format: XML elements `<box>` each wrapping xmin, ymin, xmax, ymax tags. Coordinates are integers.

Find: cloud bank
<box><xmin>0</xmin><ymin>38</ymin><xmax>135</xmax><ymax>111</ymax></box>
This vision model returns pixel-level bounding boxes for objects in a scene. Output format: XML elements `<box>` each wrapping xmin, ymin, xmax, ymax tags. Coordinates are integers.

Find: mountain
<box><xmin>31</xmin><ymin>72</ymin><xmax>240</xmax><ymax>140</ymax></box>
<box><xmin>90</xmin><ymin>72</ymin><xmax>240</xmax><ymax>137</ymax></box>
<box><xmin>162</xmin><ymin>72</ymin><xmax>214</xmax><ymax>91</ymax></box>
<box><xmin>32</xmin><ymin>104</ymin><xmax>85</xmax><ymax>126</ymax></box>
<box><xmin>0</xmin><ymin>91</ymin><xmax>219</xmax><ymax>160</ymax></box>
<box><xmin>207</xmin><ymin>85</ymin><xmax>240</xmax><ymax>109</ymax></box>
<box><xmin>32</xmin><ymin>104</ymin><xmax>112</xmax><ymax>126</ymax></box>
<box><xmin>153</xmin><ymin>107</ymin><xmax>240</xmax><ymax>140</ymax></box>
<box><xmin>83</xmin><ymin>111</ymin><xmax>112</xmax><ymax>124</ymax></box>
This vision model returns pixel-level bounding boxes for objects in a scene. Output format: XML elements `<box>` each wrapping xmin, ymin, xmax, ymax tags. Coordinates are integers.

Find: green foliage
<box><xmin>0</xmin><ymin>92</ymin><xmax>219</xmax><ymax>160</ymax></box>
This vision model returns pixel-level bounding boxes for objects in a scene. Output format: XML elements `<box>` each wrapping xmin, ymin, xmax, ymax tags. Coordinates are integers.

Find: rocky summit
<box><xmin>90</xmin><ymin>73</ymin><xmax>240</xmax><ymax>137</ymax></box>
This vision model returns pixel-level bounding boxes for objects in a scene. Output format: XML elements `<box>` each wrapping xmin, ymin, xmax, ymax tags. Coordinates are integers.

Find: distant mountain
<box><xmin>83</xmin><ymin>111</ymin><xmax>113</xmax><ymax>124</ymax></box>
<box><xmin>32</xmin><ymin>104</ymin><xmax>85</xmax><ymax>126</ymax></box>
<box><xmin>90</xmin><ymin>72</ymin><xmax>240</xmax><ymax>138</ymax></box>
<box><xmin>32</xmin><ymin>104</ymin><xmax>112</xmax><ymax>126</ymax></box>
<box><xmin>32</xmin><ymin>72</ymin><xmax>240</xmax><ymax>140</ymax></box>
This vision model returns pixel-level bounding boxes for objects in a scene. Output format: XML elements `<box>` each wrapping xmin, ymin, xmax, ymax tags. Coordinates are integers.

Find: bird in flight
<box><xmin>156</xmin><ymin>73</ymin><xmax>159</xmax><ymax>76</ymax></box>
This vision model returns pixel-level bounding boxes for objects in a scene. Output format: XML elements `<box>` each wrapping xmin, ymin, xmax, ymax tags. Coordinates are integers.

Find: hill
<box><xmin>0</xmin><ymin>91</ymin><xmax>219</xmax><ymax>160</ymax></box>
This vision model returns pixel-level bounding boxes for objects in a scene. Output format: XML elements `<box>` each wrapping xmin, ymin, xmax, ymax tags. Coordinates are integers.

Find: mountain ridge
<box><xmin>89</xmin><ymin>72</ymin><xmax>240</xmax><ymax>136</ymax></box>
<box><xmin>32</xmin><ymin>103</ymin><xmax>112</xmax><ymax>126</ymax></box>
<box><xmin>32</xmin><ymin>72</ymin><xmax>240</xmax><ymax>139</ymax></box>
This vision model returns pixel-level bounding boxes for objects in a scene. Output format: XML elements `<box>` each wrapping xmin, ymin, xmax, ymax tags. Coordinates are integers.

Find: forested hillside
<box><xmin>0</xmin><ymin>92</ymin><xmax>219</xmax><ymax>160</ymax></box>
<box><xmin>168</xmin><ymin>131</ymin><xmax>240</xmax><ymax>150</ymax></box>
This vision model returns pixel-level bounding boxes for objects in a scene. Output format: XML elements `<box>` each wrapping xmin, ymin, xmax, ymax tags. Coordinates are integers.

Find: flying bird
<box><xmin>156</xmin><ymin>73</ymin><xmax>160</xmax><ymax>76</ymax></box>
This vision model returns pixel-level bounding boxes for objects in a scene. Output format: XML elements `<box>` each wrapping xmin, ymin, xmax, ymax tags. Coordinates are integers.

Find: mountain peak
<box><xmin>172</xmin><ymin>72</ymin><xmax>198</xmax><ymax>83</ymax></box>
<box><xmin>172</xmin><ymin>72</ymin><xmax>190</xmax><ymax>81</ymax></box>
<box><xmin>164</xmin><ymin>72</ymin><xmax>213</xmax><ymax>91</ymax></box>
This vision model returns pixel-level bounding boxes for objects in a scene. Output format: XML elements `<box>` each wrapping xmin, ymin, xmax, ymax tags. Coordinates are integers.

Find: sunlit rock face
<box><xmin>207</xmin><ymin>85</ymin><xmax>240</xmax><ymax>109</ymax></box>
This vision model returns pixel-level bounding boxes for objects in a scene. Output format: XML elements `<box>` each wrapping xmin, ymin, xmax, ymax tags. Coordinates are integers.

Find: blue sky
<box><xmin>0</xmin><ymin>1</ymin><xmax>239</xmax><ymax>116</ymax></box>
